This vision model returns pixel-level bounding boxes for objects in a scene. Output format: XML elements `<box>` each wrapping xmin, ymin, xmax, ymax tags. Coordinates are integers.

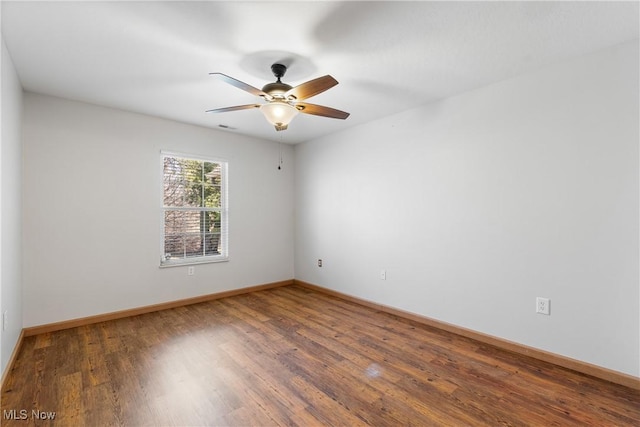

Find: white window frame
<box><xmin>160</xmin><ymin>151</ymin><xmax>228</xmax><ymax>267</ymax></box>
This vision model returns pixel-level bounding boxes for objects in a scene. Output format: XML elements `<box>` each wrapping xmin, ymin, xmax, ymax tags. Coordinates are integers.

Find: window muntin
<box><xmin>161</xmin><ymin>154</ymin><xmax>228</xmax><ymax>265</ymax></box>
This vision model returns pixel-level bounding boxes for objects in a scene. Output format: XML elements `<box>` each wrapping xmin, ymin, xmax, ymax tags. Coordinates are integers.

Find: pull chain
<box><xmin>277</xmin><ymin>134</ymin><xmax>284</xmax><ymax>170</ymax></box>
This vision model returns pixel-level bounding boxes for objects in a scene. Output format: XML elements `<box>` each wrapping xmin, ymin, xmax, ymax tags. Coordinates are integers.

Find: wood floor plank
<box><xmin>2</xmin><ymin>284</ymin><xmax>639</xmax><ymax>426</ymax></box>
<box><xmin>287</xmin><ymin>375</ymin><xmax>370</xmax><ymax>426</ymax></box>
<box><xmin>57</xmin><ymin>371</ymin><xmax>84</xmax><ymax>426</ymax></box>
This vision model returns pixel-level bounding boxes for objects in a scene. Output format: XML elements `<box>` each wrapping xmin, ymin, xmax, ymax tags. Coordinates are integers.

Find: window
<box><xmin>161</xmin><ymin>153</ymin><xmax>228</xmax><ymax>266</ymax></box>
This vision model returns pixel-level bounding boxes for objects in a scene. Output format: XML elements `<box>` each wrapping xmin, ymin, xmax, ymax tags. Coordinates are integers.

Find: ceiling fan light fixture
<box><xmin>260</xmin><ymin>101</ymin><xmax>299</xmax><ymax>131</ymax></box>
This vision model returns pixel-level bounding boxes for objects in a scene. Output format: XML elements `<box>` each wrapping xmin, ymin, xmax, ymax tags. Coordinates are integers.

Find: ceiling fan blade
<box><xmin>295</xmin><ymin>102</ymin><xmax>350</xmax><ymax>119</ymax></box>
<box><xmin>210</xmin><ymin>73</ymin><xmax>271</xmax><ymax>100</ymax></box>
<box><xmin>285</xmin><ymin>75</ymin><xmax>338</xmax><ymax>100</ymax></box>
<box><xmin>205</xmin><ymin>104</ymin><xmax>261</xmax><ymax>113</ymax></box>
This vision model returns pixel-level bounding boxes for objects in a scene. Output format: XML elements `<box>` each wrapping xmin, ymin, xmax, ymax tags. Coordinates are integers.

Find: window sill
<box><xmin>159</xmin><ymin>257</ymin><xmax>229</xmax><ymax>268</ymax></box>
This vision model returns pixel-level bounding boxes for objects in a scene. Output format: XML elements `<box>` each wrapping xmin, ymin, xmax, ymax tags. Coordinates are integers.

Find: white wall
<box><xmin>22</xmin><ymin>94</ymin><xmax>294</xmax><ymax>327</ymax></box>
<box><xmin>1</xmin><ymin>39</ymin><xmax>24</xmax><ymax>375</ymax></box>
<box><xmin>295</xmin><ymin>40</ymin><xmax>639</xmax><ymax>376</ymax></box>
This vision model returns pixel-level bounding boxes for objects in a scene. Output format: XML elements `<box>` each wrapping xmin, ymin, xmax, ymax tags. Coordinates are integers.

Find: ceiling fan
<box><xmin>206</xmin><ymin>63</ymin><xmax>350</xmax><ymax>131</ymax></box>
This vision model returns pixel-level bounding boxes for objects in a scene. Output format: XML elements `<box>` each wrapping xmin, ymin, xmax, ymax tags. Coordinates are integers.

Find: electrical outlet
<box><xmin>187</xmin><ymin>266</ymin><xmax>195</xmax><ymax>276</ymax></box>
<box><xmin>318</xmin><ymin>259</ymin><xmax>322</xmax><ymax>267</ymax></box>
<box><xmin>380</xmin><ymin>269</ymin><xmax>386</xmax><ymax>280</ymax></box>
<box><xmin>536</xmin><ymin>297</ymin><xmax>550</xmax><ymax>315</ymax></box>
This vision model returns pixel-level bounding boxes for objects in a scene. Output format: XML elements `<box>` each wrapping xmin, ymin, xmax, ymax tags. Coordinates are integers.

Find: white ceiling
<box><xmin>2</xmin><ymin>1</ymin><xmax>639</xmax><ymax>144</ymax></box>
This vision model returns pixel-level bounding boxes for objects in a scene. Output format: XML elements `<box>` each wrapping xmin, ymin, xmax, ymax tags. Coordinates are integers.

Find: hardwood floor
<box><xmin>2</xmin><ymin>285</ymin><xmax>639</xmax><ymax>426</ymax></box>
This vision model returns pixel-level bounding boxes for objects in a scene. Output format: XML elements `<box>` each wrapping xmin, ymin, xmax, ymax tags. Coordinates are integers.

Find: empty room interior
<box><xmin>1</xmin><ymin>1</ymin><xmax>639</xmax><ymax>425</ymax></box>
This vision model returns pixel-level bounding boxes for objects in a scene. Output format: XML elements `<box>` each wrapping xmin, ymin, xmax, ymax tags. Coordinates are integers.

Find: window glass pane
<box><xmin>204</xmin><ymin>162</ymin><xmax>221</xmax><ymax>185</ymax></box>
<box><xmin>164</xmin><ymin>210</ymin><xmax>184</xmax><ymax>234</ymax></box>
<box><xmin>164</xmin><ymin>235</ymin><xmax>184</xmax><ymax>260</ymax></box>
<box><xmin>183</xmin><ymin>160</ymin><xmax>202</xmax><ymax>183</ymax></box>
<box><xmin>204</xmin><ymin>233</ymin><xmax>220</xmax><ymax>255</ymax></box>
<box><xmin>163</xmin><ymin>157</ymin><xmax>185</xmax><ymax>207</ymax></box>
<box><xmin>182</xmin><ymin>160</ymin><xmax>204</xmax><ymax>208</ymax></box>
<box><xmin>203</xmin><ymin>184</ymin><xmax>221</xmax><ymax>208</ymax></box>
<box><xmin>206</xmin><ymin>211</ymin><xmax>221</xmax><ymax>232</ymax></box>
<box><xmin>184</xmin><ymin>234</ymin><xmax>203</xmax><ymax>257</ymax></box>
<box><xmin>184</xmin><ymin>183</ymin><xmax>203</xmax><ymax>208</ymax></box>
<box><xmin>183</xmin><ymin>211</ymin><xmax>202</xmax><ymax>233</ymax></box>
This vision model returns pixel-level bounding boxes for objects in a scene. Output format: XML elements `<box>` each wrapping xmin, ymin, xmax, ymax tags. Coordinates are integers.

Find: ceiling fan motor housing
<box><xmin>262</xmin><ymin>81</ymin><xmax>292</xmax><ymax>97</ymax></box>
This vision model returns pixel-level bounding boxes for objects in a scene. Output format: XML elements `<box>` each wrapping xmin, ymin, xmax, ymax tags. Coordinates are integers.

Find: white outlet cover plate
<box><xmin>536</xmin><ymin>297</ymin><xmax>550</xmax><ymax>315</ymax></box>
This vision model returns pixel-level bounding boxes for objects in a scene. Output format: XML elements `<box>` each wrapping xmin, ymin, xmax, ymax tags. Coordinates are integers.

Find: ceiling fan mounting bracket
<box><xmin>271</xmin><ymin>63</ymin><xmax>287</xmax><ymax>81</ymax></box>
